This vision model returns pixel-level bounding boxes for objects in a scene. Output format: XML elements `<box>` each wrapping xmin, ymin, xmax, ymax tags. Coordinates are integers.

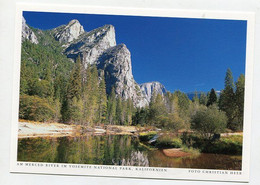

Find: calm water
<box><xmin>18</xmin><ymin>135</ymin><xmax>242</xmax><ymax>170</ymax></box>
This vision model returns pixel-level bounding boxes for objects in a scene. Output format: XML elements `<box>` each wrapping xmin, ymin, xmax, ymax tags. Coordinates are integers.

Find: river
<box><xmin>18</xmin><ymin>135</ymin><xmax>241</xmax><ymax>170</ymax></box>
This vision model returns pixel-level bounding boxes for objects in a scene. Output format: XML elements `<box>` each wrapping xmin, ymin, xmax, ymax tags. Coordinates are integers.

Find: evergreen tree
<box><xmin>199</xmin><ymin>93</ymin><xmax>207</xmax><ymax>105</ymax></box>
<box><xmin>69</xmin><ymin>97</ymin><xmax>84</xmax><ymax>124</ymax></box>
<box><xmin>126</xmin><ymin>98</ymin><xmax>134</xmax><ymax>125</ymax></box>
<box><xmin>173</xmin><ymin>90</ymin><xmax>190</xmax><ymax>119</ymax></box>
<box><xmin>149</xmin><ymin>93</ymin><xmax>167</xmax><ymax>127</ymax></box>
<box><xmin>219</xmin><ymin>68</ymin><xmax>236</xmax><ymax>129</ymax></box>
<box><xmin>149</xmin><ymin>91</ymin><xmax>157</xmax><ymax>109</ymax></box>
<box><xmin>107</xmin><ymin>87</ymin><xmax>117</xmax><ymax>124</ymax></box>
<box><xmin>53</xmin><ymin>74</ymin><xmax>62</xmax><ymax>101</ymax></box>
<box><xmin>97</xmin><ymin>73</ymin><xmax>107</xmax><ymax>124</ymax></box>
<box><xmin>192</xmin><ymin>91</ymin><xmax>199</xmax><ymax>104</ymax></box>
<box><xmin>64</xmin><ymin>56</ymin><xmax>83</xmax><ymax>123</ymax></box>
<box><xmin>234</xmin><ymin>74</ymin><xmax>245</xmax><ymax>130</ymax></box>
<box><xmin>67</xmin><ymin>56</ymin><xmax>82</xmax><ymax>100</ymax></box>
<box><xmin>84</xmin><ymin>65</ymin><xmax>99</xmax><ymax>126</ymax></box>
<box><xmin>207</xmin><ymin>88</ymin><xmax>217</xmax><ymax>106</ymax></box>
<box><xmin>121</xmin><ymin>99</ymin><xmax>128</xmax><ymax>125</ymax></box>
<box><xmin>52</xmin><ymin>98</ymin><xmax>61</xmax><ymax>122</ymax></box>
<box><xmin>116</xmin><ymin>96</ymin><xmax>123</xmax><ymax>125</ymax></box>
<box><xmin>132</xmin><ymin>107</ymin><xmax>148</xmax><ymax>126</ymax></box>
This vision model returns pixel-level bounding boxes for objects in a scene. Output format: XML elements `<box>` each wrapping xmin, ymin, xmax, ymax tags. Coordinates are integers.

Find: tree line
<box><xmin>132</xmin><ymin>68</ymin><xmax>245</xmax><ymax>133</ymax></box>
<box><xmin>19</xmin><ymin>39</ymin><xmax>245</xmax><ymax>132</ymax></box>
<box><xmin>20</xmin><ymin>53</ymin><xmax>135</xmax><ymax>126</ymax></box>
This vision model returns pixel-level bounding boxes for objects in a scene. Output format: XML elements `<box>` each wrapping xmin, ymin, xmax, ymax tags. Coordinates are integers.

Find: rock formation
<box><xmin>140</xmin><ymin>81</ymin><xmax>167</xmax><ymax>103</ymax></box>
<box><xmin>22</xmin><ymin>16</ymin><xmax>38</xmax><ymax>44</ymax></box>
<box><xmin>64</xmin><ymin>24</ymin><xmax>116</xmax><ymax>67</ymax></box>
<box><xmin>98</xmin><ymin>44</ymin><xmax>148</xmax><ymax>107</ymax></box>
<box><xmin>53</xmin><ymin>19</ymin><xmax>84</xmax><ymax>44</ymax></box>
<box><xmin>22</xmin><ymin>17</ymin><xmax>167</xmax><ymax>107</ymax></box>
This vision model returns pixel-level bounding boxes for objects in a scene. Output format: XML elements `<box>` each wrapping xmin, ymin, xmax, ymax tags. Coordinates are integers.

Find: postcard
<box><xmin>10</xmin><ymin>3</ymin><xmax>255</xmax><ymax>182</ymax></box>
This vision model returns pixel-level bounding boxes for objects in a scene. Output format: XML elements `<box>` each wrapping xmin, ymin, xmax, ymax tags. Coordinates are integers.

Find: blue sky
<box><xmin>23</xmin><ymin>11</ymin><xmax>247</xmax><ymax>93</ymax></box>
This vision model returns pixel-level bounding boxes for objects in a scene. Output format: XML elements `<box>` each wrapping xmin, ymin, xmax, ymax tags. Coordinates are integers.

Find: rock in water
<box><xmin>53</xmin><ymin>19</ymin><xmax>84</xmax><ymax>44</ymax></box>
<box><xmin>98</xmin><ymin>44</ymin><xmax>148</xmax><ymax>107</ymax></box>
<box><xmin>22</xmin><ymin>16</ymin><xmax>38</xmax><ymax>44</ymax></box>
<box><xmin>140</xmin><ymin>81</ymin><xmax>167</xmax><ymax>103</ymax></box>
<box><xmin>64</xmin><ymin>24</ymin><xmax>116</xmax><ymax>67</ymax></box>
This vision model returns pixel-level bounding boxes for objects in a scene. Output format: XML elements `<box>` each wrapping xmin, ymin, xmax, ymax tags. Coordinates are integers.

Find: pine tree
<box><xmin>192</xmin><ymin>91</ymin><xmax>199</xmax><ymax>104</ymax></box>
<box><xmin>116</xmin><ymin>96</ymin><xmax>123</xmax><ymax>125</ymax></box>
<box><xmin>171</xmin><ymin>94</ymin><xmax>180</xmax><ymax>114</ymax></box>
<box><xmin>165</xmin><ymin>94</ymin><xmax>185</xmax><ymax>131</ymax></box>
<box><xmin>234</xmin><ymin>74</ymin><xmax>245</xmax><ymax>130</ymax></box>
<box><xmin>199</xmin><ymin>93</ymin><xmax>207</xmax><ymax>105</ymax></box>
<box><xmin>84</xmin><ymin>65</ymin><xmax>99</xmax><ymax>126</ymax></box>
<box><xmin>149</xmin><ymin>93</ymin><xmax>167</xmax><ymax>127</ymax></box>
<box><xmin>149</xmin><ymin>91</ymin><xmax>157</xmax><ymax>109</ymax></box>
<box><xmin>219</xmin><ymin>68</ymin><xmax>236</xmax><ymax>129</ymax></box>
<box><xmin>97</xmin><ymin>72</ymin><xmax>107</xmax><ymax>124</ymax></box>
<box><xmin>207</xmin><ymin>88</ymin><xmax>217</xmax><ymax>106</ymax></box>
<box><xmin>126</xmin><ymin>98</ymin><xmax>134</xmax><ymax>125</ymax></box>
<box><xmin>107</xmin><ymin>87</ymin><xmax>117</xmax><ymax>124</ymax></box>
<box><xmin>173</xmin><ymin>90</ymin><xmax>190</xmax><ymax>119</ymax></box>
<box><xmin>65</xmin><ymin>56</ymin><xmax>83</xmax><ymax>123</ymax></box>
<box><xmin>67</xmin><ymin>56</ymin><xmax>82</xmax><ymax>100</ymax></box>
<box><xmin>121</xmin><ymin>99</ymin><xmax>128</xmax><ymax>125</ymax></box>
<box><xmin>20</xmin><ymin>61</ymin><xmax>31</xmax><ymax>95</ymax></box>
<box><xmin>69</xmin><ymin>97</ymin><xmax>84</xmax><ymax>124</ymax></box>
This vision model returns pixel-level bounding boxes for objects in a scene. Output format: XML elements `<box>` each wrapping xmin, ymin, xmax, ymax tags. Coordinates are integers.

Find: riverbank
<box><xmin>18</xmin><ymin>120</ymin><xmax>243</xmax><ymax>156</ymax></box>
<box><xmin>18</xmin><ymin>121</ymin><xmax>80</xmax><ymax>138</ymax></box>
<box><xmin>18</xmin><ymin>120</ymin><xmax>149</xmax><ymax>138</ymax></box>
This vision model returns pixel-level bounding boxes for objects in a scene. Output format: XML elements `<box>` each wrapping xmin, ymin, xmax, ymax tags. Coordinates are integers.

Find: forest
<box><xmin>19</xmin><ymin>30</ymin><xmax>245</xmax><ymax>141</ymax></box>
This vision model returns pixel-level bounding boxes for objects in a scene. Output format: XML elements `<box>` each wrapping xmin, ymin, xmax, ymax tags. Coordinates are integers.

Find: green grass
<box><xmin>155</xmin><ymin>135</ymin><xmax>182</xmax><ymax>149</ymax></box>
<box><xmin>181</xmin><ymin>145</ymin><xmax>200</xmax><ymax>155</ymax></box>
<box><xmin>209</xmin><ymin>135</ymin><xmax>243</xmax><ymax>155</ymax></box>
<box><xmin>139</xmin><ymin>131</ymin><xmax>157</xmax><ymax>142</ymax></box>
<box><xmin>181</xmin><ymin>133</ymin><xmax>243</xmax><ymax>155</ymax></box>
<box><xmin>138</xmin><ymin>142</ymin><xmax>157</xmax><ymax>151</ymax></box>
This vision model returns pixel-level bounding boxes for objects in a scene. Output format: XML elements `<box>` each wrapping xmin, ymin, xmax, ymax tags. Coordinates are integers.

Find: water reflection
<box><xmin>18</xmin><ymin>135</ymin><xmax>241</xmax><ymax>170</ymax></box>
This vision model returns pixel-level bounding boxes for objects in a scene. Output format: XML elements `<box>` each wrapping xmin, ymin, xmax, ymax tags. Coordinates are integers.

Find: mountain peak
<box><xmin>103</xmin><ymin>43</ymin><xmax>128</xmax><ymax>56</ymax></box>
<box><xmin>54</xmin><ymin>19</ymin><xmax>84</xmax><ymax>43</ymax></box>
<box><xmin>22</xmin><ymin>17</ymin><xmax>39</xmax><ymax>44</ymax></box>
<box><xmin>22</xmin><ymin>16</ymin><xmax>38</xmax><ymax>44</ymax></box>
<box><xmin>68</xmin><ymin>19</ymin><xmax>80</xmax><ymax>25</ymax></box>
<box><xmin>65</xmin><ymin>24</ymin><xmax>116</xmax><ymax>66</ymax></box>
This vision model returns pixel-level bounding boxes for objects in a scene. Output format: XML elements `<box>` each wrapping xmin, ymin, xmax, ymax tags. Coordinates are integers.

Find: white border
<box><xmin>10</xmin><ymin>3</ymin><xmax>255</xmax><ymax>182</ymax></box>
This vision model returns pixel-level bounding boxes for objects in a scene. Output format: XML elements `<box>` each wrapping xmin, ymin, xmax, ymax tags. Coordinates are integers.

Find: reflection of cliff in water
<box><xmin>120</xmin><ymin>151</ymin><xmax>149</xmax><ymax>166</ymax></box>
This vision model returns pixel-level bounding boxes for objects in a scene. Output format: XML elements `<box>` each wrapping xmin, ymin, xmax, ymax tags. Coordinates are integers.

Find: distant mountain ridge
<box><xmin>186</xmin><ymin>91</ymin><xmax>221</xmax><ymax>100</ymax></box>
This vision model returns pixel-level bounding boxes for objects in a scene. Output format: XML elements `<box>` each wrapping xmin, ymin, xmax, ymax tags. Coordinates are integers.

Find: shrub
<box><xmin>182</xmin><ymin>133</ymin><xmax>243</xmax><ymax>155</ymax></box>
<box><xmin>191</xmin><ymin>104</ymin><xmax>227</xmax><ymax>140</ymax></box>
<box><xmin>155</xmin><ymin>135</ymin><xmax>182</xmax><ymax>148</ymax></box>
<box><xmin>181</xmin><ymin>145</ymin><xmax>200</xmax><ymax>155</ymax></box>
<box><xmin>206</xmin><ymin>135</ymin><xmax>243</xmax><ymax>155</ymax></box>
<box><xmin>139</xmin><ymin>131</ymin><xmax>157</xmax><ymax>142</ymax></box>
<box><xmin>19</xmin><ymin>94</ymin><xmax>55</xmax><ymax>122</ymax></box>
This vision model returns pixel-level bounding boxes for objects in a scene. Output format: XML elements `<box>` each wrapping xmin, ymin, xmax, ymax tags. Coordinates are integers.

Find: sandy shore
<box><xmin>18</xmin><ymin>121</ymin><xmax>147</xmax><ymax>138</ymax></box>
<box><xmin>162</xmin><ymin>148</ymin><xmax>192</xmax><ymax>157</ymax></box>
<box><xmin>18</xmin><ymin>121</ymin><xmax>79</xmax><ymax>138</ymax></box>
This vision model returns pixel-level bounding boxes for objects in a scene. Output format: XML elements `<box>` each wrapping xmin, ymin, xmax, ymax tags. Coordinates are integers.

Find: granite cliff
<box><xmin>21</xmin><ymin>18</ymin><xmax>169</xmax><ymax>107</ymax></box>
